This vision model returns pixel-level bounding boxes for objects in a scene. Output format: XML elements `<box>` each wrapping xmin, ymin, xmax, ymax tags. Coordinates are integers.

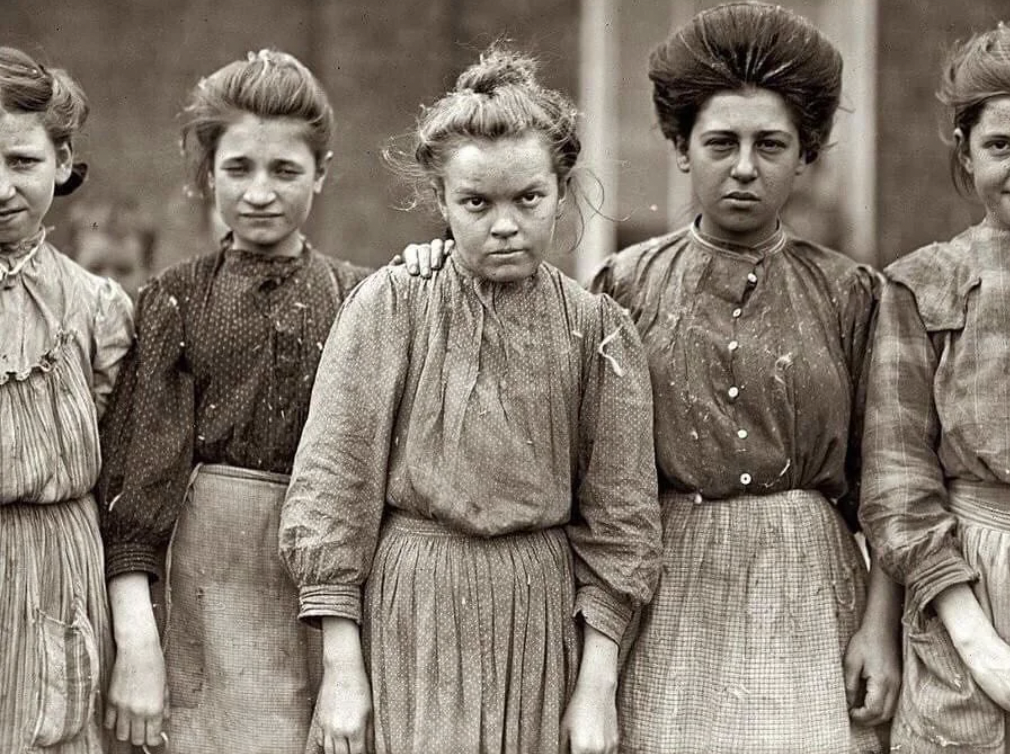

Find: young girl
<box><xmin>589</xmin><ymin>4</ymin><xmax>902</xmax><ymax>752</ymax></box>
<box><xmin>279</xmin><ymin>48</ymin><xmax>662</xmax><ymax>754</ymax></box>
<box><xmin>0</xmin><ymin>48</ymin><xmax>133</xmax><ymax>753</ymax></box>
<box><xmin>98</xmin><ymin>50</ymin><xmax>371</xmax><ymax>753</ymax></box>
<box><xmin>860</xmin><ymin>21</ymin><xmax>1010</xmax><ymax>753</ymax></box>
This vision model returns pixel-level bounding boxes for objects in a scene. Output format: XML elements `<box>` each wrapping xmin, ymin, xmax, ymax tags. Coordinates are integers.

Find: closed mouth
<box><xmin>0</xmin><ymin>207</ymin><xmax>25</xmax><ymax>218</ymax></box>
<box><xmin>724</xmin><ymin>193</ymin><xmax>759</xmax><ymax>202</ymax></box>
<box><xmin>241</xmin><ymin>212</ymin><xmax>283</xmax><ymax>219</ymax></box>
<box><xmin>489</xmin><ymin>248</ymin><xmax>525</xmax><ymax>255</ymax></box>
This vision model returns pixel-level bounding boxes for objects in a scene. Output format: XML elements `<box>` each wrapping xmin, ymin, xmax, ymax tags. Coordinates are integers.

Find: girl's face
<box><xmin>958</xmin><ymin>95</ymin><xmax>1010</xmax><ymax>230</ymax></box>
<box><xmin>436</xmin><ymin>133</ymin><xmax>563</xmax><ymax>283</ymax></box>
<box><xmin>0</xmin><ymin>110</ymin><xmax>71</xmax><ymax>245</ymax></box>
<box><xmin>677</xmin><ymin>88</ymin><xmax>807</xmax><ymax>246</ymax></box>
<box><xmin>211</xmin><ymin>113</ymin><xmax>328</xmax><ymax>257</ymax></box>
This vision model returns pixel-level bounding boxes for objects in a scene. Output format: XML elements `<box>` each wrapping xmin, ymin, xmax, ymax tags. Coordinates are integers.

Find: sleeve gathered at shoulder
<box><xmin>859</xmin><ymin>277</ymin><xmax>976</xmax><ymax>617</ymax></box>
<box><xmin>325</xmin><ymin>254</ymin><xmax>375</xmax><ymax>296</ymax></box>
<box><xmin>836</xmin><ymin>264</ymin><xmax>881</xmax><ymax>529</ymax></box>
<box><xmin>279</xmin><ymin>268</ymin><xmax>412</xmax><ymax>625</ymax></box>
<box><xmin>567</xmin><ymin>292</ymin><xmax>662</xmax><ymax>643</ymax></box>
<box><xmin>99</xmin><ymin>273</ymin><xmax>196</xmax><ymax>580</ymax></box>
<box><xmin>90</xmin><ymin>277</ymin><xmax>134</xmax><ymax>420</ymax></box>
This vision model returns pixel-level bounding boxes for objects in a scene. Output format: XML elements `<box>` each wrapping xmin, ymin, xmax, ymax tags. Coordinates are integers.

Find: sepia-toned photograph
<box><xmin>1</xmin><ymin>1</ymin><xmax>1008</xmax><ymax>752</ymax></box>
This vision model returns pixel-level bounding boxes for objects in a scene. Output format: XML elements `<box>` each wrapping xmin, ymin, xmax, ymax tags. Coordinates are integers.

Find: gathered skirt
<box><xmin>892</xmin><ymin>480</ymin><xmax>1010</xmax><ymax>754</ymax></box>
<box><xmin>363</xmin><ymin>510</ymin><xmax>579</xmax><ymax>754</ymax></box>
<box><xmin>164</xmin><ymin>464</ymin><xmax>321</xmax><ymax>754</ymax></box>
<box><xmin>0</xmin><ymin>495</ymin><xmax>111</xmax><ymax>754</ymax></box>
<box><xmin>618</xmin><ymin>488</ymin><xmax>886</xmax><ymax>754</ymax></box>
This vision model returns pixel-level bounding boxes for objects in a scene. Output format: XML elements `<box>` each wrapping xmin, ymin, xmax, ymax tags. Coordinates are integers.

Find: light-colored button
<box><xmin>740</xmin><ymin>472</ymin><xmax>752</xmax><ymax>485</ymax></box>
<box><xmin>728</xmin><ymin>340</ymin><xmax>739</xmax><ymax>351</ymax></box>
<box><xmin>728</xmin><ymin>386</ymin><xmax>740</xmax><ymax>399</ymax></box>
<box><xmin>732</xmin><ymin>308</ymin><xmax>742</xmax><ymax>318</ymax></box>
<box><xmin>747</xmin><ymin>272</ymin><xmax>758</xmax><ymax>284</ymax></box>
<box><xmin>693</xmin><ymin>492</ymin><xmax>703</xmax><ymax>504</ymax></box>
<box><xmin>737</xmin><ymin>428</ymin><xmax>749</xmax><ymax>439</ymax></box>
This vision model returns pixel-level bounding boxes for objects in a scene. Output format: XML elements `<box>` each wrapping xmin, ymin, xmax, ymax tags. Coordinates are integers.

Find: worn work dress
<box><xmin>100</xmin><ymin>239</ymin><xmax>369</xmax><ymax>754</ymax></box>
<box><xmin>280</xmin><ymin>258</ymin><xmax>663</xmax><ymax>754</ymax></box>
<box><xmin>0</xmin><ymin>234</ymin><xmax>133</xmax><ymax>754</ymax></box>
<box><xmin>861</xmin><ymin>222</ymin><xmax>1010</xmax><ymax>753</ymax></box>
<box><xmin>593</xmin><ymin>221</ymin><xmax>887</xmax><ymax>754</ymax></box>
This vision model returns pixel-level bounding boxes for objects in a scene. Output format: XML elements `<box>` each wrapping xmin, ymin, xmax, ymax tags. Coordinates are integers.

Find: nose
<box><xmin>730</xmin><ymin>144</ymin><xmax>758</xmax><ymax>182</ymax></box>
<box><xmin>0</xmin><ymin>166</ymin><xmax>14</xmax><ymax>201</ymax></box>
<box><xmin>242</xmin><ymin>171</ymin><xmax>276</xmax><ymax>207</ymax></box>
<box><xmin>490</xmin><ymin>207</ymin><xmax>519</xmax><ymax>239</ymax></box>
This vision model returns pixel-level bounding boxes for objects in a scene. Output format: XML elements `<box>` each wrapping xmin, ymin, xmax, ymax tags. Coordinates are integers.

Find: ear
<box><xmin>53</xmin><ymin>142</ymin><xmax>73</xmax><ymax>186</ymax></box>
<box><xmin>954</xmin><ymin>127</ymin><xmax>972</xmax><ymax>176</ymax></box>
<box><xmin>795</xmin><ymin>153</ymin><xmax>810</xmax><ymax>176</ymax></box>
<box><xmin>432</xmin><ymin>181</ymin><xmax>448</xmax><ymax>223</ymax></box>
<box><xmin>673</xmin><ymin>137</ymin><xmax>690</xmax><ymax>173</ymax></box>
<box><xmin>557</xmin><ymin>175</ymin><xmax>569</xmax><ymax>207</ymax></box>
<box><xmin>314</xmin><ymin>150</ymin><xmax>333</xmax><ymax>194</ymax></box>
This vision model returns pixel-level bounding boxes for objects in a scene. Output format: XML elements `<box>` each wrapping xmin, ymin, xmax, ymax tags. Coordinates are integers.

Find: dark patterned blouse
<box><xmin>591</xmin><ymin>221</ymin><xmax>878</xmax><ymax>528</ymax></box>
<box><xmin>100</xmin><ymin>238</ymin><xmax>371</xmax><ymax>578</ymax></box>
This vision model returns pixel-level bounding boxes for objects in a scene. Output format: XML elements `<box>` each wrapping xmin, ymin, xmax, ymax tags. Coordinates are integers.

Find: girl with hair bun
<box><xmin>860</xmin><ymin>21</ymin><xmax>1010</xmax><ymax>753</ymax></box>
<box><xmin>99</xmin><ymin>49</ymin><xmax>371</xmax><ymax>753</ymax></box>
<box><xmin>590</xmin><ymin>3</ymin><xmax>902</xmax><ymax>751</ymax></box>
<box><xmin>280</xmin><ymin>45</ymin><xmax>662</xmax><ymax>754</ymax></box>
<box><xmin>0</xmin><ymin>47</ymin><xmax>133</xmax><ymax>752</ymax></box>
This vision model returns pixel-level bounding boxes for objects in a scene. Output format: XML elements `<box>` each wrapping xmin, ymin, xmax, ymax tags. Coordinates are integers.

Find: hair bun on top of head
<box><xmin>454</xmin><ymin>46</ymin><xmax>539</xmax><ymax>96</ymax></box>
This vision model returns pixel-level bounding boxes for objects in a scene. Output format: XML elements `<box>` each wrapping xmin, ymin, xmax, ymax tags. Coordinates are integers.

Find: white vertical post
<box><xmin>577</xmin><ymin>0</ymin><xmax>619</xmax><ymax>282</ymax></box>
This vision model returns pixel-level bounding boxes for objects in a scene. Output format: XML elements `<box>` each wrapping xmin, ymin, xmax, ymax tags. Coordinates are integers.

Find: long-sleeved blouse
<box><xmin>591</xmin><ymin>222</ymin><xmax>877</xmax><ymax>528</ymax></box>
<box><xmin>860</xmin><ymin>223</ymin><xmax>1010</xmax><ymax>617</ymax></box>
<box><xmin>1</xmin><ymin>235</ymin><xmax>133</xmax><ymax>504</ymax></box>
<box><xmin>280</xmin><ymin>258</ymin><xmax>662</xmax><ymax>643</ymax></box>
<box><xmin>100</xmin><ymin>241</ymin><xmax>370</xmax><ymax>578</ymax></box>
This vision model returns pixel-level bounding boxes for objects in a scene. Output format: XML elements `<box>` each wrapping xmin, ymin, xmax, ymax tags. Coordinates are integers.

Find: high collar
<box><xmin>690</xmin><ymin>216</ymin><xmax>787</xmax><ymax>262</ymax></box>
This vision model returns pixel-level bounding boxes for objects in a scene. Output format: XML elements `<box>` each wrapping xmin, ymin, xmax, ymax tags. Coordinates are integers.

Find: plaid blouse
<box><xmin>99</xmin><ymin>239</ymin><xmax>370</xmax><ymax>579</ymax></box>
<box><xmin>860</xmin><ymin>222</ymin><xmax>1010</xmax><ymax>617</ymax></box>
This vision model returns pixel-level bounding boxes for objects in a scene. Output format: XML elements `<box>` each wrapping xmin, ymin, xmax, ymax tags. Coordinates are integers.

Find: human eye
<box><xmin>758</xmin><ymin>138</ymin><xmax>788</xmax><ymax>154</ymax></box>
<box><xmin>518</xmin><ymin>191</ymin><xmax>544</xmax><ymax>208</ymax></box>
<box><xmin>704</xmin><ymin>137</ymin><xmax>735</xmax><ymax>154</ymax></box>
<box><xmin>221</xmin><ymin>162</ymin><xmax>248</xmax><ymax>176</ymax></box>
<box><xmin>461</xmin><ymin>196</ymin><xmax>487</xmax><ymax>212</ymax></box>
<box><xmin>986</xmin><ymin>137</ymin><xmax>1010</xmax><ymax>155</ymax></box>
<box><xmin>8</xmin><ymin>154</ymin><xmax>42</xmax><ymax>170</ymax></box>
<box><xmin>274</xmin><ymin>163</ymin><xmax>304</xmax><ymax>179</ymax></box>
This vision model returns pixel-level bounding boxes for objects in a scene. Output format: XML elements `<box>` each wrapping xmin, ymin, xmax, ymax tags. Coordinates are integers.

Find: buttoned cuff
<box><xmin>906</xmin><ymin>548</ymin><xmax>978</xmax><ymax>618</ymax></box>
<box><xmin>298</xmin><ymin>584</ymin><xmax>362</xmax><ymax>627</ymax></box>
<box><xmin>574</xmin><ymin>585</ymin><xmax>634</xmax><ymax>643</ymax></box>
<box><xmin>105</xmin><ymin>543</ymin><xmax>162</xmax><ymax>581</ymax></box>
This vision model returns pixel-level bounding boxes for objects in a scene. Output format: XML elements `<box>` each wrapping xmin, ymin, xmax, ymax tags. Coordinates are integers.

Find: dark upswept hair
<box><xmin>0</xmin><ymin>46</ymin><xmax>89</xmax><ymax>195</ymax></box>
<box><xmin>937</xmin><ymin>22</ymin><xmax>1010</xmax><ymax>196</ymax></box>
<box><xmin>649</xmin><ymin>2</ymin><xmax>843</xmax><ymax>162</ymax></box>
<box><xmin>405</xmin><ymin>44</ymin><xmax>581</xmax><ymax>192</ymax></box>
<box><xmin>181</xmin><ymin>49</ymin><xmax>334</xmax><ymax>195</ymax></box>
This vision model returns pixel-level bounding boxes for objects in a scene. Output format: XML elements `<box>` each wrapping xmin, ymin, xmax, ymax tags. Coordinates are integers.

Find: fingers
<box><xmin>842</xmin><ymin>650</ymin><xmax>862</xmax><ymax>710</ymax></box>
<box><xmin>434</xmin><ymin>238</ymin><xmax>451</xmax><ymax>269</ymax></box>
<box><xmin>850</xmin><ymin>677</ymin><xmax>889</xmax><ymax>727</ymax></box>
<box><xmin>144</xmin><ymin>713</ymin><xmax>165</xmax><ymax>747</ymax></box>
<box><xmin>114</xmin><ymin>706</ymin><xmax>131</xmax><ymax>743</ymax></box>
<box><xmin>103</xmin><ymin>703</ymin><xmax>118</xmax><ymax>733</ymax></box>
<box><xmin>418</xmin><ymin>241</ymin><xmax>434</xmax><ymax>278</ymax></box>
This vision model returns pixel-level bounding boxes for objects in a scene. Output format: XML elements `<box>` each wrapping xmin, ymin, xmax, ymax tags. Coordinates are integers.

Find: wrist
<box><xmin>935</xmin><ymin>583</ymin><xmax>991</xmax><ymax>650</ymax></box>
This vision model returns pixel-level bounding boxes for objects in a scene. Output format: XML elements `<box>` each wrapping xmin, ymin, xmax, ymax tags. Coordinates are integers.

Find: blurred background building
<box><xmin>3</xmin><ymin>0</ymin><xmax>1007</xmax><ymax>281</ymax></box>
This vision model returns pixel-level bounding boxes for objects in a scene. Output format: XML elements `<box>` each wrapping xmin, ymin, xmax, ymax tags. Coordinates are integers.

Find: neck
<box><xmin>230</xmin><ymin>233</ymin><xmax>304</xmax><ymax>258</ymax></box>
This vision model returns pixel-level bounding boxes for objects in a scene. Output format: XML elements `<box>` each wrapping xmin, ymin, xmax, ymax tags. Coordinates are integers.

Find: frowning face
<box><xmin>437</xmin><ymin>133</ymin><xmax>563</xmax><ymax>283</ymax></box>
<box><xmin>677</xmin><ymin>87</ymin><xmax>807</xmax><ymax>246</ymax></box>
<box><xmin>959</xmin><ymin>95</ymin><xmax>1010</xmax><ymax>231</ymax></box>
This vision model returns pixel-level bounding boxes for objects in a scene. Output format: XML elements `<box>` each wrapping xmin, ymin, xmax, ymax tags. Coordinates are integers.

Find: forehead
<box><xmin>442</xmin><ymin>134</ymin><xmax>555</xmax><ymax>191</ymax></box>
<box><xmin>0</xmin><ymin>109</ymin><xmax>53</xmax><ymax>149</ymax></box>
<box><xmin>974</xmin><ymin>95</ymin><xmax>1010</xmax><ymax>136</ymax></box>
<box><xmin>694</xmin><ymin>88</ymin><xmax>798</xmax><ymax>135</ymax></box>
<box><xmin>215</xmin><ymin>113</ymin><xmax>315</xmax><ymax>163</ymax></box>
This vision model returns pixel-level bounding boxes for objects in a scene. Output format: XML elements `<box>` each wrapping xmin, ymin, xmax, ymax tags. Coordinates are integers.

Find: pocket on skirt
<box><xmin>31</xmin><ymin>599</ymin><xmax>100</xmax><ymax>747</ymax></box>
<box><xmin>898</xmin><ymin>610</ymin><xmax>1001</xmax><ymax>749</ymax></box>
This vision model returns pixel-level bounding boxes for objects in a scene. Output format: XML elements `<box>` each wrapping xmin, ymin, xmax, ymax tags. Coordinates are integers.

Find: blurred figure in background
<box><xmin>67</xmin><ymin>197</ymin><xmax>156</xmax><ymax>299</ymax></box>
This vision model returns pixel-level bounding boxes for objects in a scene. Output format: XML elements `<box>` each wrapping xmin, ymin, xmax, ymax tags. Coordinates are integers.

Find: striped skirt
<box><xmin>364</xmin><ymin>511</ymin><xmax>579</xmax><ymax>754</ymax></box>
<box><xmin>892</xmin><ymin>480</ymin><xmax>1010</xmax><ymax>754</ymax></box>
<box><xmin>618</xmin><ymin>489</ymin><xmax>887</xmax><ymax>754</ymax></box>
<box><xmin>0</xmin><ymin>496</ymin><xmax>111</xmax><ymax>754</ymax></box>
<box><xmin>164</xmin><ymin>464</ymin><xmax>321</xmax><ymax>754</ymax></box>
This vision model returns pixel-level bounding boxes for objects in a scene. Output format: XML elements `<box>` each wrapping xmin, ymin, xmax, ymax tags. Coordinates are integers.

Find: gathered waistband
<box><xmin>661</xmin><ymin>487</ymin><xmax>827</xmax><ymax>507</ymax></box>
<box><xmin>949</xmin><ymin>480</ymin><xmax>1010</xmax><ymax>532</ymax></box>
<box><xmin>194</xmin><ymin>463</ymin><xmax>291</xmax><ymax>488</ymax></box>
<box><xmin>383</xmin><ymin>508</ymin><xmax>563</xmax><ymax>541</ymax></box>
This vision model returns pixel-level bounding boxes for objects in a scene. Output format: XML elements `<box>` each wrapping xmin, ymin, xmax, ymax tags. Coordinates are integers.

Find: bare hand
<box><xmin>104</xmin><ymin>640</ymin><xmax>167</xmax><ymax>748</ymax></box>
<box><xmin>307</xmin><ymin>666</ymin><xmax>374</xmax><ymax>754</ymax></box>
<box><xmin>956</xmin><ymin>628</ymin><xmax>1010</xmax><ymax>711</ymax></box>
<box><xmin>843</xmin><ymin>623</ymin><xmax>901</xmax><ymax>726</ymax></box>
<box><xmin>560</xmin><ymin>677</ymin><xmax>618</xmax><ymax>754</ymax></box>
<box><xmin>391</xmin><ymin>238</ymin><xmax>453</xmax><ymax>278</ymax></box>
